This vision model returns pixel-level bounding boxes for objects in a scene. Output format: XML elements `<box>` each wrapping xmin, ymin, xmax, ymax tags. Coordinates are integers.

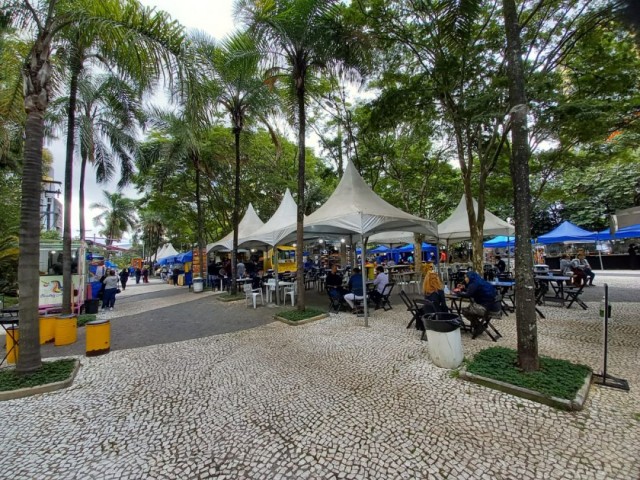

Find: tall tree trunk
<box><xmin>503</xmin><ymin>0</ymin><xmax>538</xmax><ymax>371</ymax></box>
<box><xmin>79</xmin><ymin>151</ymin><xmax>87</xmax><ymax>241</ymax></box>
<box><xmin>295</xmin><ymin>84</ymin><xmax>306</xmax><ymax>311</ymax></box>
<box><xmin>17</xmin><ymin>31</ymin><xmax>53</xmax><ymax>372</ymax></box>
<box><xmin>195</xmin><ymin>158</ymin><xmax>206</xmax><ymax>282</ymax></box>
<box><xmin>230</xmin><ymin>130</ymin><xmax>241</xmax><ymax>295</ymax></box>
<box><xmin>62</xmin><ymin>59</ymin><xmax>81</xmax><ymax>315</ymax></box>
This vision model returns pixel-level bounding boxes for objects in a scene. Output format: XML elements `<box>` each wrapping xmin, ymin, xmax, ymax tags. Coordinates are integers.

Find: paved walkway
<box><xmin>2</xmin><ymin>274</ymin><xmax>639</xmax><ymax>479</ymax></box>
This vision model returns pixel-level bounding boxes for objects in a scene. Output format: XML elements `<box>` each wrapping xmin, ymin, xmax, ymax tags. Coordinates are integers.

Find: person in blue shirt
<box><xmin>344</xmin><ymin>267</ymin><xmax>364</xmax><ymax>312</ymax></box>
<box><xmin>457</xmin><ymin>271</ymin><xmax>500</xmax><ymax>330</ymax></box>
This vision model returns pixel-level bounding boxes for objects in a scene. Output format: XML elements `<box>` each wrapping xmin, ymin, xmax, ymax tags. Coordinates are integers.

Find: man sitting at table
<box><xmin>344</xmin><ymin>267</ymin><xmax>365</xmax><ymax>313</ymax></box>
<box><xmin>495</xmin><ymin>255</ymin><xmax>506</xmax><ymax>274</ymax></box>
<box><xmin>326</xmin><ymin>264</ymin><xmax>346</xmax><ymax>296</ymax></box>
<box><xmin>457</xmin><ymin>271</ymin><xmax>500</xmax><ymax>333</ymax></box>
<box><xmin>369</xmin><ymin>266</ymin><xmax>389</xmax><ymax>310</ymax></box>
<box><xmin>575</xmin><ymin>253</ymin><xmax>595</xmax><ymax>286</ymax></box>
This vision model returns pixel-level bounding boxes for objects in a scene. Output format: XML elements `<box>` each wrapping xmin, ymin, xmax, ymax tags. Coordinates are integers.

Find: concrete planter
<box><xmin>459</xmin><ymin>366</ymin><xmax>592</xmax><ymax>411</ymax></box>
<box><xmin>274</xmin><ymin>313</ymin><xmax>329</xmax><ymax>326</ymax></box>
<box><xmin>0</xmin><ymin>358</ymin><xmax>81</xmax><ymax>401</ymax></box>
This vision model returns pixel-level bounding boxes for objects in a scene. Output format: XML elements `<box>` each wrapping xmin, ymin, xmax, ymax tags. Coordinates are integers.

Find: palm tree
<box><xmin>192</xmin><ymin>32</ymin><xmax>276</xmax><ymax>294</ymax></box>
<box><xmin>236</xmin><ymin>0</ymin><xmax>368</xmax><ymax>309</ymax></box>
<box><xmin>48</xmin><ymin>73</ymin><xmax>143</xmax><ymax>242</ymax></box>
<box><xmin>4</xmin><ymin>0</ymin><xmax>184</xmax><ymax>372</ymax></box>
<box><xmin>137</xmin><ymin>107</ymin><xmax>211</xmax><ymax>274</ymax></box>
<box><xmin>90</xmin><ymin>190</ymin><xmax>137</xmax><ymax>246</ymax></box>
<box><xmin>56</xmin><ymin>1</ymin><xmax>184</xmax><ymax>318</ymax></box>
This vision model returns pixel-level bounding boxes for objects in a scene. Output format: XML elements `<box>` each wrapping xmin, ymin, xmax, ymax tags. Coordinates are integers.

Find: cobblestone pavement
<box><xmin>2</xmin><ymin>274</ymin><xmax>639</xmax><ymax>479</ymax></box>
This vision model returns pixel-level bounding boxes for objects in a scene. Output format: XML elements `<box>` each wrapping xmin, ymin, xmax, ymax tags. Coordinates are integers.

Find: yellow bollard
<box><xmin>5</xmin><ymin>326</ymin><xmax>19</xmax><ymax>364</ymax></box>
<box><xmin>54</xmin><ymin>314</ymin><xmax>77</xmax><ymax>346</ymax></box>
<box><xmin>85</xmin><ymin>319</ymin><xmax>111</xmax><ymax>356</ymax></box>
<box><xmin>39</xmin><ymin>315</ymin><xmax>57</xmax><ymax>344</ymax></box>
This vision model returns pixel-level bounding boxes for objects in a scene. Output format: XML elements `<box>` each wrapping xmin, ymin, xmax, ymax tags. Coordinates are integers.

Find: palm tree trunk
<box><xmin>79</xmin><ymin>151</ymin><xmax>88</xmax><ymax>241</ymax></box>
<box><xmin>17</xmin><ymin>106</ymin><xmax>46</xmax><ymax>373</ymax></box>
<box><xmin>295</xmin><ymin>85</ymin><xmax>306</xmax><ymax>311</ymax></box>
<box><xmin>195</xmin><ymin>159</ymin><xmax>206</xmax><ymax>282</ymax></box>
<box><xmin>62</xmin><ymin>60</ymin><xmax>81</xmax><ymax>315</ymax></box>
<box><xmin>503</xmin><ymin>0</ymin><xmax>538</xmax><ymax>371</ymax></box>
<box><xmin>231</xmin><ymin>129</ymin><xmax>241</xmax><ymax>295</ymax></box>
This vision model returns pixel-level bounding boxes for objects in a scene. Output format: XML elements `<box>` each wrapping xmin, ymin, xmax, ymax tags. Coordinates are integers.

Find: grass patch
<box><xmin>217</xmin><ymin>293</ymin><xmax>246</xmax><ymax>302</ymax></box>
<box><xmin>0</xmin><ymin>359</ymin><xmax>77</xmax><ymax>392</ymax></box>
<box><xmin>77</xmin><ymin>314</ymin><xmax>96</xmax><ymax>327</ymax></box>
<box><xmin>277</xmin><ymin>308</ymin><xmax>325</xmax><ymax>322</ymax></box>
<box><xmin>466</xmin><ymin>346</ymin><xmax>591</xmax><ymax>400</ymax></box>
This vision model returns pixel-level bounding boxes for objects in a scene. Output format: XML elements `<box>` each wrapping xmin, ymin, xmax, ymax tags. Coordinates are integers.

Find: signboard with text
<box><xmin>191</xmin><ymin>248</ymin><xmax>206</xmax><ymax>277</ymax></box>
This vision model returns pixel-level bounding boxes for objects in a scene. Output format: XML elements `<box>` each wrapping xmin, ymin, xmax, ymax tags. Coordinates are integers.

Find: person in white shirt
<box><xmin>369</xmin><ymin>266</ymin><xmax>389</xmax><ymax>310</ymax></box>
<box><xmin>236</xmin><ymin>261</ymin><xmax>246</xmax><ymax>278</ymax></box>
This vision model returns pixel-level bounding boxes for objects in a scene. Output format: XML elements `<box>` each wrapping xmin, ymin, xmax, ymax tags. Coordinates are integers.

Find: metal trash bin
<box><xmin>85</xmin><ymin>299</ymin><xmax>100</xmax><ymax>314</ymax></box>
<box><xmin>192</xmin><ymin>278</ymin><xmax>204</xmax><ymax>293</ymax></box>
<box><xmin>424</xmin><ymin>313</ymin><xmax>464</xmax><ymax>369</ymax></box>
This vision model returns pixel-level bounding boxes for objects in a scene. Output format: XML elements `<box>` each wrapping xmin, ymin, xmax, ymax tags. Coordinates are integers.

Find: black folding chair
<box><xmin>399</xmin><ymin>290</ymin><xmax>423</xmax><ymax>330</ymax></box>
<box><xmin>326</xmin><ymin>286</ymin><xmax>345</xmax><ymax>313</ymax></box>
<box><xmin>564</xmin><ymin>285</ymin><xmax>587</xmax><ymax>310</ymax></box>
<box><xmin>471</xmin><ymin>295</ymin><xmax>503</xmax><ymax>342</ymax></box>
<box><xmin>377</xmin><ymin>282</ymin><xmax>395</xmax><ymax>311</ymax></box>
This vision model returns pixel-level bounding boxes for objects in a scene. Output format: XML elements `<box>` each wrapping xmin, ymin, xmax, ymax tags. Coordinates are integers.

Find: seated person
<box><xmin>559</xmin><ymin>253</ymin><xmax>573</xmax><ymax>280</ymax></box>
<box><xmin>421</xmin><ymin>272</ymin><xmax>449</xmax><ymax>315</ymax></box>
<box><xmin>369</xmin><ymin>266</ymin><xmax>389</xmax><ymax>310</ymax></box>
<box><xmin>495</xmin><ymin>255</ymin><xmax>506</xmax><ymax>274</ymax></box>
<box><xmin>325</xmin><ymin>264</ymin><xmax>346</xmax><ymax>296</ymax></box>
<box><xmin>457</xmin><ymin>271</ymin><xmax>500</xmax><ymax>332</ymax></box>
<box><xmin>344</xmin><ymin>267</ymin><xmax>365</xmax><ymax>312</ymax></box>
<box><xmin>575</xmin><ymin>253</ymin><xmax>595</xmax><ymax>286</ymax></box>
<box><xmin>569</xmin><ymin>255</ymin><xmax>587</xmax><ymax>287</ymax></box>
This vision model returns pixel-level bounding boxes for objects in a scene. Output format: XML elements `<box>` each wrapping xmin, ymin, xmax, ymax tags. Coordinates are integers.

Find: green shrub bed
<box><xmin>466</xmin><ymin>346</ymin><xmax>591</xmax><ymax>400</ymax></box>
<box><xmin>217</xmin><ymin>293</ymin><xmax>246</xmax><ymax>302</ymax></box>
<box><xmin>77</xmin><ymin>314</ymin><xmax>96</xmax><ymax>327</ymax></box>
<box><xmin>0</xmin><ymin>359</ymin><xmax>77</xmax><ymax>392</ymax></box>
<box><xmin>277</xmin><ymin>308</ymin><xmax>325</xmax><ymax>322</ymax></box>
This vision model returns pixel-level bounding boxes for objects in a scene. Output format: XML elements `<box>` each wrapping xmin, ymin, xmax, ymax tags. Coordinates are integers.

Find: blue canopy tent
<box><xmin>394</xmin><ymin>242</ymin><xmax>438</xmax><ymax>262</ymax></box>
<box><xmin>593</xmin><ymin>223</ymin><xmax>640</xmax><ymax>240</ymax></box>
<box><xmin>105</xmin><ymin>260</ymin><xmax>116</xmax><ymax>269</ymax></box>
<box><xmin>176</xmin><ymin>250</ymin><xmax>193</xmax><ymax>263</ymax></box>
<box><xmin>369</xmin><ymin>245</ymin><xmax>391</xmax><ymax>254</ymax></box>
<box><xmin>158</xmin><ymin>256</ymin><xmax>175</xmax><ymax>266</ymax></box>
<box><xmin>537</xmin><ymin>221</ymin><xmax>596</xmax><ymax>244</ymax></box>
<box><xmin>483</xmin><ymin>236</ymin><xmax>514</xmax><ymax>248</ymax></box>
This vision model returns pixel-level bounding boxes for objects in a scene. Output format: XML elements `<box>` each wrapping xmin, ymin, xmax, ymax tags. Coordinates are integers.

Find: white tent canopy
<box><xmin>238</xmin><ymin>189</ymin><xmax>302</xmax><ymax>248</ymax></box>
<box><xmin>304</xmin><ymin>162</ymin><xmax>438</xmax><ymax>240</ymax></box>
<box><xmin>303</xmin><ymin>161</ymin><xmax>438</xmax><ymax>325</ymax></box>
<box><xmin>207</xmin><ymin>203</ymin><xmax>264</xmax><ymax>253</ymax></box>
<box><xmin>438</xmin><ymin>195</ymin><xmax>514</xmax><ymax>242</ymax></box>
<box><xmin>156</xmin><ymin>243</ymin><xmax>178</xmax><ymax>261</ymax></box>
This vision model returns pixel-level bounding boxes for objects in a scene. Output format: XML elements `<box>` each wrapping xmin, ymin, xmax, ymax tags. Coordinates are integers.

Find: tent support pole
<box><xmin>597</xmin><ymin>239</ymin><xmax>604</xmax><ymax>271</ymax></box>
<box><xmin>361</xmin><ymin>233</ymin><xmax>369</xmax><ymax>327</ymax></box>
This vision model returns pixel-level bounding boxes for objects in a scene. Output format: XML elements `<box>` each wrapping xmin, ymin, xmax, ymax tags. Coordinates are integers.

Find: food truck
<box><xmin>39</xmin><ymin>240</ymin><xmax>88</xmax><ymax>314</ymax></box>
<box><xmin>263</xmin><ymin>246</ymin><xmax>297</xmax><ymax>273</ymax></box>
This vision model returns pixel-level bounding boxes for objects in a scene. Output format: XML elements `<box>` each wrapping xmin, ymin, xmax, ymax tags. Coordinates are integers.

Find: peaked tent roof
<box><xmin>537</xmin><ymin>221</ymin><xmax>595</xmax><ymax>244</ymax></box>
<box><xmin>438</xmin><ymin>196</ymin><xmax>514</xmax><ymax>242</ymax></box>
<box><xmin>207</xmin><ymin>203</ymin><xmax>264</xmax><ymax>253</ymax></box>
<box><xmin>238</xmin><ymin>189</ymin><xmax>301</xmax><ymax>248</ymax></box>
<box><xmin>304</xmin><ymin>162</ymin><xmax>438</xmax><ymax>240</ymax></box>
<box><xmin>157</xmin><ymin>243</ymin><xmax>179</xmax><ymax>262</ymax></box>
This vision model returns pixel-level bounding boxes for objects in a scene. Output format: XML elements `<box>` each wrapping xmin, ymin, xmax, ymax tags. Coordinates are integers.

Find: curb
<box><xmin>274</xmin><ymin>313</ymin><xmax>329</xmax><ymax>326</ymax></box>
<box><xmin>459</xmin><ymin>366</ymin><xmax>592</xmax><ymax>411</ymax></box>
<box><xmin>0</xmin><ymin>358</ymin><xmax>81</xmax><ymax>401</ymax></box>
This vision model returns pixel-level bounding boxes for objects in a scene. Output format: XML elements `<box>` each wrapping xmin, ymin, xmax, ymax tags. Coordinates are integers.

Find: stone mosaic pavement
<box><xmin>1</xmin><ymin>273</ymin><xmax>639</xmax><ymax>479</ymax></box>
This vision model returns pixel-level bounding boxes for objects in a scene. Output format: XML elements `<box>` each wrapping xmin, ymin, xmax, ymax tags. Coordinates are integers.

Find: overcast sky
<box><xmin>48</xmin><ymin>0</ymin><xmax>237</xmax><ymax>245</ymax></box>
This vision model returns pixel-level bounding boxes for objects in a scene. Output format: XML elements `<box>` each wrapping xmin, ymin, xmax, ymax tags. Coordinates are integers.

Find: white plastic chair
<box><xmin>265</xmin><ymin>278</ymin><xmax>277</xmax><ymax>303</ymax></box>
<box><xmin>284</xmin><ymin>282</ymin><xmax>297</xmax><ymax>306</ymax></box>
<box><xmin>244</xmin><ymin>283</ymin><xmax>264</xmax><ymax>309</ymax></box>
